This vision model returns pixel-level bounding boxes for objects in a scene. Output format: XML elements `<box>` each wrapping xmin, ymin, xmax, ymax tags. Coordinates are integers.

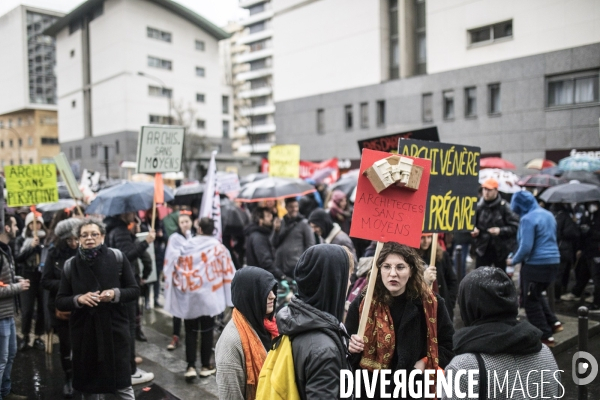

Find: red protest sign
<box><xmin>350</xmin><ymin>149</ymin><xmax>431</xmax><ymax>248</ymax></box>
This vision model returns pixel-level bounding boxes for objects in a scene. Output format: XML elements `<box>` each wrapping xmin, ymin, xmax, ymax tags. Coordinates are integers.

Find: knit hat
<box><xmin>24</xmin><ymin>212</ymin><xmax>44</xmax><ymax>230</ymax></box>
<box><xmin>307</xmin><ymin>209</ymin><xmax>334</xmax><ymax>238</ymax></box>
<box><xmin>331</xmin><ymin>190</ymin><xmax>346</xmax><ymax>205</ymax></box>
<box><xmin>458</xmin><ymin>266</ymin><xmax>518</xmax><ymax>327</ymax></box>
<box><xmin>55</xmin><ymin>218</ymin><xmax>80</xmax><ymax>240</ymax></box>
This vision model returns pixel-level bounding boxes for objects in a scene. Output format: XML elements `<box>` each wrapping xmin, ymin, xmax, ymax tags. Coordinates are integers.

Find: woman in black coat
<box><xmin>56</xmin><ymin>218</ymin><xmax>139</xmax><ymax>399</ymax></box>
<box><xmin>41</xmin><ymin>218</ymin><xmax>79</xmax><ymax>398</ymax></box>
<box><xmin>345</xmin><ymin>242</ymin><xmax>455</xmax><ymax>399</ymax></box>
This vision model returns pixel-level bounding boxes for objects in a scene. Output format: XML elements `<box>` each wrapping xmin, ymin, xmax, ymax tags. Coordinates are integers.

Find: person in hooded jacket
<box><xmin>245</xmin><ymin>208</ymin><xmax>285</xmax><ymax>280</ymax></box>
<box><xmin>346</xmin><ymin>242</ymin><xmax>455</xmax><ymax>399</ymax></box>
<box><xmin>508</xmin><ymin>190</ymin><xmax>561</xmax><ymax>347</ymax></box>
<box><xmin>215</xmin><ymin>267</ymin><xmax>278</xmax><ymax>400</ymax></box>
<box><xmin>443</xmin><ymin>267</ymin><xmax>561</xmax><ymax>399</ymax></box>
<box><xmin>41</xmin><ymin>218</ymin><xmax>80</xmax><ymax>398</ymax></box>
<box><xmin>14</xmin><ymin>211</ymin><xmax>47</xmax><ymax>351</ymax></box>
<box><xmin>276</xmin><ymin>244</ymin><xmax>351</xmax><ymax>400</ymax></box>
<box><xmin>307</xmin><ymin>209</ymin><xmax>357</xmax><ymax>263</ymax></box>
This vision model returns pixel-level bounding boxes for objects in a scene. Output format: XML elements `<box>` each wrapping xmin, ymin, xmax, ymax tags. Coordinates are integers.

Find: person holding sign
<box><xmin>345</xmin><ymin>242</ymin><xmax>455</xmax><ymax>399</ymax></box>
<box><xmin>14</xmin><ymin>212</ymin><xmax>47</xmax><ymax>352</ymax></box>
<box><xmin>472</xmin><ymin>178</ymin><xmax>519</xmax><ymax>273</ymax></box>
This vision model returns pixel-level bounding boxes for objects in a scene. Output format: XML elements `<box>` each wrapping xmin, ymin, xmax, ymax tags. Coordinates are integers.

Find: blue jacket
<box><xmin>510</xmin><ymin>191</ymin><xmax>560</xmax><ymax>266</ymax></box>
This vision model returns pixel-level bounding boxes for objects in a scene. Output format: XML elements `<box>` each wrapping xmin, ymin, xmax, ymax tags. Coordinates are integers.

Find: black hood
<box><xmin>308</xmin><ymin>209</ymin><xmax>334</xmax><ymax>238</ymax></box>
<box><xmin>294</xmin><ymin>244</ymin><xmax>349</xmax><ymax>322</ymax></box>
<box><xmin>454</xmin><ymin>267</ymin><xmax>542</xmax><ymax>355</ymax></box>
<box><xmin>231</xmin><ymin>266</ymin><xmax>277</xmax><ymax>350</ymax></box>
<box><xmin>103</xmin><ymin>215</ymin><xmax>126</xmax><ymax>235</ymax></box>
<box><xmin>277</xmin><ymin>297</ymin><xmax>342</xmax><ymax>337</ymax></box>
<box><xmin>243</xmin><ymin>222</ymin><xmax>271</xmax><ymax>237</ymax></box>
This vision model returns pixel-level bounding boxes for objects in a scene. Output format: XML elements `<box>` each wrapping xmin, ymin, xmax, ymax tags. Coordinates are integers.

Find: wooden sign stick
<box><xmin>428</xmin><ymin>233</ymin><xmax>439</xmax><ymax>289</ymax></box>
<box><xmin>63</xmin><ymin>181</ymin><xmax>84</xmax><ymax>217</ymax></box>
<box><xmin>151</xmin><ymin>199</ymin><xmax>157</xmax><ymax>231</ymax></box>
<box><xmin>357</xmin><ymin>241</ymin><xmax>384</xmax><ymax>338</ymax></box>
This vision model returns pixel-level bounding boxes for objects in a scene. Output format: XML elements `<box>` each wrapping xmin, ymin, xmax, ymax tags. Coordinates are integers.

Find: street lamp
<box><xmin>0</xmin><ymin>127</ymin><xmax>23</xmax><ymax>165</ymax></box>
<box><xmin>137</xmin><ymin>71</ymin><xmax>172</xmax><ymax>125</ymax></box>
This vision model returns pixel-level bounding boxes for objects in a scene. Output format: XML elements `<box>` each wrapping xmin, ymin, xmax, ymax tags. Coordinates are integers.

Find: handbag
<box><xmin>55</xmin><ymin>309</ymin><xmax>71</xmax><ymax>320</ymax></box>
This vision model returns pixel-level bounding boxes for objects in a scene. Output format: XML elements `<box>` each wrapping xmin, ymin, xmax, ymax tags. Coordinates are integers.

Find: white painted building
<box><xmin>45</xmin><ymin>0</ymin><xmax>233</xmax><ymax>177</ymax></box>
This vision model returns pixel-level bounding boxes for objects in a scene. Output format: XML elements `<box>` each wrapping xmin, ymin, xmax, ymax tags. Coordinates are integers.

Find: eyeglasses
<box><xmin>79</xmin><ymin>232</ymin><xmax>101</xmax><ymax>239</ymax></box>
<box><xmin>380</xmin><ymin>264</ymin><xmax>409</xmax><ymax>273</ymax></box>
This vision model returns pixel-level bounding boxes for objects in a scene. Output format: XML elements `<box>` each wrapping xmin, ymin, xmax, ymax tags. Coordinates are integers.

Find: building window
<box><xmin>9</xmin><ymin>140</ymin><xmax>13</xmax><ymax>148</ymax></box>
<box><xmin>72</xmin><ymin>100</ymin><xmax>76</xmax><ymax>108</ymax></box>
<box><xmin>196</xmin><ymin>93</ymin><xmax>205</xmax><ymax>103</ymax></box>
<box><xmin>377</xmin><ymin>100</ymin><xmax>386</xmax><ymax>126</ymax></box>
<box><xmin>222</xmin><ymin>96</ymin><xmax>229</xmax><ymax>114</ymax></box>
<box><xmin>18</xmin><ymin>139</ymin><xmax>22</xmax><ymax>147</ymax></box>
<box><xmin>468</xmin><ymin>20</ymin><xmax>513</xmax><ymax>46</ymax></box>
<box><xmin>0</xmin><ymin>141</ymin><xmax>3</xmax><ymax>148</ymax></box>
<box><xmin>317</xmin><ymin>109</ymin><xmax>325</xmax><ymax>134</ymax></box>
<box><xmin>7</xmin><ymin>119</ymin><xmax>11</xmax><ymax>128</ymax></box>
<box><xmin>75</xmin><ymin>146</ymin><xmax>82</xmax><ymax>158</ymax></box>
<box><xmin>0</xmin><ymin>121</ymin><xmax>3</xmax><ymax>128</ymax></box>
<box><xmin>69</xmin><ymin>148</ymin><xmax>73</xmax><ymax>159</ymax></box>
<box><xmin>147</xmin><ymin>27</ymin><xmax>172</xmax><ymax>42</ymax></box>
<box><xmin>422</xmin><ymin>93</ymin><xmax>433</xmax><ymax>122</ymax></box>
<box><xmin>91</xmin><ymin>144</ymin><xmax>97</xmax><ymax>157</ymax></box>
<box><xmin>360</xmin><ymin>103</ymin><xmax>369</xmax><ymax>128</ymax></box>
<box><xmin>9</xmin><ymin>160</ymin><xmax>13</xmax><ymax>166</ymax></box>
<box><xmin>222</xmin><ymin>120</ymin><xmax>230</xmax><ymax>139</ymax></box>
<box><xmin>249</xmin><ymin>39</ymin><xmax>269</xmax><ymax>52</ymax></box>
<box><xmin>195</xmin><ymin>40</ymin><xmax>205</xmax><ymax>51</ymax></box>
<box><xmin>251</xmin><ymin>115</ymin><xmax>267</xmax><ymax>126</ymax></box>
<box><xmin>443</xmin><ymin>90</ymin><xmax>455</xmax><ymax>120</ymax></box>
<box><xmin>547</xmin><ymin>71</ymin><xmax>599</xmax><ymax>107</ymax></box>
<box><xmin>149</xmin><ymin>115</ymin><xmax>172</xmax><ymax>124</ymax></box>
<box><xmin>41</xmin><ymin>137</ymin><xmax>59</xmax><ymax>145</ymax></box>
<box><xmin>29</xmin><ymin>158</ymin><xmax>33</xmax><ymax>164</ymax></box>
<box><xmin>464</xmin><ymin>87</ymin><xmax>477</xmax><ymax>117</ymax></box>
<box><xmin>249</xmin><ymin>21</ymin><xmax>265</xmax><ymax>34</ymax></box>
<box><xmin>196</xmin><ymin>119</ymin><xmax>206</xmax><ymax>129</ymax></box>
<box><xmin>414</xmin><ymin>0</ymin><xmax>426</xmax><ymax>75</ymax></box>
<box><xmin>70</xmin><ymin>49</ymin><xmax>75</xmax><ymax>57</ymax></box>
<box><xmin>115</xmin><ymin>140</ymin><xmax>119</xmax><ymax>154</ymax></box>
<box><xmin>28</xmin><ymin>137</ymin><xmax>34</xmax><ymax>146</ymax></box>
<box><xmin>148</xmin><ymin>85</ymin><xmax>172</xmax><ymax>98</ymax></box>
<box><xmin>17</xmin><ymin>118</ymin><xmax>22</xmax><ymax>126</ymax></box>
<box><xmin>249</xmin><ymin>3</ymin><xmax>265</xmax><ymax>15</ymax></box>
<box><xmin>250</xmin><ymin>78</ymin><xmax>268</xmax><ymax>89</ymax></box>
<box><xmin>488</xmin><ymin>83</ymin><xmax>501</xmax><ymax>114</ymax></box>
<box><xmin>389</xmin><ymin>0</ymin><xmax>399</xmax><ymax>80</ymax></box>
<box><xmin>148</xmin><ymin>56</ymin><xmax>172</xmax><ymax>70</ymax></box>
<box><xmin>196</xmin><ymin>67</ymin><xmax>205</xmax><ymax>77</ymax></box>
<box><xmin>344</xmin><ymin>105</ymin><xmax>353</xmax><ymax>130</ymax></box>
<box><xmin>27</xmin><ymin>11</ymin><xmax>59</xmax><ymax>105</ymax></box>
<box><xmin>249</xmin><ymin>59</ymin><xmax>268</xmax><ymax>71</ymax></box>
<box><xmin>252</xmin><ymin>97</ymin><xmax>267</xmax><ymax>107</ymax></box>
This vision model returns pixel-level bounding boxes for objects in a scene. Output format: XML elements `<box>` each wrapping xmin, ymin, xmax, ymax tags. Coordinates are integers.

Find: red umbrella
<box><xmin>480</xmin><ymin>157</ymin><xmax>516</xmax><ymax>170</ymax></box>
<box><xmin>525</xmin><ymin>158</ymin><xmax>557</xmax><ymax>170</ymax></box>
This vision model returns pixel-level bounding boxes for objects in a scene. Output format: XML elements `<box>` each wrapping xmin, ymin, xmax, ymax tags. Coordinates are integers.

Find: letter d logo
<box><xmin>572</xmin><ymin>351</ymin><xmax>598</xmax><ymax>385</ymax></box>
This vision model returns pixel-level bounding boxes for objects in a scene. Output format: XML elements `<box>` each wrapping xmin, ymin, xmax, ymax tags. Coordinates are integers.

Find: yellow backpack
<box><xmin>256</xmin><ymin>335</ymin><xmax>301</xmax><ymax>400</ymax></box>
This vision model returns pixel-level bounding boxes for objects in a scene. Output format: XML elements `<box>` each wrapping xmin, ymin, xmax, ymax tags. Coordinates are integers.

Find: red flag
<box><xmin>154</xmin><ymin>173</ymin><xmax>164</xmax><ymax>204</ymax></box>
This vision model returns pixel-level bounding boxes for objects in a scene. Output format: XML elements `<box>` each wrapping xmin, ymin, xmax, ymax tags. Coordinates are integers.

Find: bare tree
<box><xmin>171</xmin><ymin>100</ymin><xmax>208</xmax><ymax>179</ymax></box>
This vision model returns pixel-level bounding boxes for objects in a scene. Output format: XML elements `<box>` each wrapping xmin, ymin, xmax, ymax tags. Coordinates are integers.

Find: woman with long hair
<box><xmin>55</xmin><ymin>218</ymin><xmax>139</xmax><ymax>399</ymax></box>
<box><xmin>344</xmin><ymin>242</ymin><xmax>455</xmax><ymax>399</ymax></box>
<box><xmin>41</xmin><ymin>218</ymin><xmax>80</xmax><ymax>398</ymax></box>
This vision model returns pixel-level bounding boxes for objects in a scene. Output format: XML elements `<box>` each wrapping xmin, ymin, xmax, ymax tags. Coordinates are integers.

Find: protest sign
<box><xmin>357</xmin><ymin>127</ymin><xmax>439</xmax><ymax>153</ymax></box>
<box><xmin>350</xmin><ymin>148</ymin><xmax>431</xmax><ymax>248</ymax></box>
<box><xmin>54</xmin><ymin>152</ymin><xmax>83</xmax><ymax>199</ymax></box>
<box><xmin>217</xmin><ymin>172</ymin><xmax>241</xmax><ymax>194</ymax></box>
<box><xmin>399</xmin><ymin>139</ymin><xmax>480</xmax><ymax>232</ymax></box>
<box><xmin>268</xmin><ymin>145</ymin><xmax>300</xmax><ymax>178</ymax></box>
<box><xmin>136</xmin><ymin>125</ymin><xmax>185</xmax><ymax>173</ymax></box>
<box><xmin>261</xmin><ymin>157</ymin><xmax>339</xmax><ymax>182</ymax></box>
<box><xmin>5</xmin><ymin>164</ymin><xmax>59</xmax><ymax>207</ymax></box>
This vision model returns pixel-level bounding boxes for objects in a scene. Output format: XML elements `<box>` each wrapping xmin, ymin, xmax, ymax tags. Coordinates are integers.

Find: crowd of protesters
<box><xmin>0</xmin><ymin>171</ymin><xmax>598</xmax><ymax>399</ymax></box>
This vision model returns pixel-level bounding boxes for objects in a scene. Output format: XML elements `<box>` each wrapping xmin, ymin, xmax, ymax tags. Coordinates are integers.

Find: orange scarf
<box><xmin>232</xmin><ymin>309</ymin><xmax>267</xmax><ymax>400</ymax></box>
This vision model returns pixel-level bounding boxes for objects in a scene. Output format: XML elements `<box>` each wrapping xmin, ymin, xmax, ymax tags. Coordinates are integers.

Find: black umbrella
<box><xmin>37</xmin><ymin>199</ymin><xmax>79</xmax><ymax>213</ymax></box>
<box><xmin>220</xmin><ymin>197</ymin><xmax>249</xmax><ymax>234</ymax></box>
<box><xmin>560</xmin><ymin>171</ymin><xmax>600</xmax><ymax>186</ymax></box>
<box><xmin>172</xmin><ymin>183</ymin><xmax>204</xmax><ymax>206</ymax></box>
<box><xmin>517</xmin><ymin>174</ymin><xmax>565</xmax><ymax>188</ymax></box>
<box><xmin>86</xmin><ymin>182</ymin><xmax>174</xmax><ymax>216</ymax></box>
<box><xmin>237</xmin><ymin>177</ymin><xmax>316</xmax><ymax>203</ymax></box>
<box><xmin>330</xmin><ymin>169</ymin><xmax>359</xmax><ymax>197</ymax></box>
<box><xmin>539</xmin><ymin>182</ymin><xmax>600</xmax><ymax>204</ymax></box>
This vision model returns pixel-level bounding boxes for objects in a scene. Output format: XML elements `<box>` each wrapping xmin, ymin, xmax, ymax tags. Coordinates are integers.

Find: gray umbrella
<box><xmin>237</xmin><ymin>177</ymin><xmax>315</xmax><ymax>202</ymax></box>
<box><xmin>86</xmin><ymin>182</ymin><xmax>174</xmax><ymax>216</ymax></box>
<box><xmin>539</xmin><ymin>182</ymin><xmax>600</xmax><ymax>204</ymax></box>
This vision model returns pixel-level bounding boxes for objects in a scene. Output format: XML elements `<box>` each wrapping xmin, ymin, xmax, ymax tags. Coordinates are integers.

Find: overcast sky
<box><xmin>0</xmin><ymin>0</ymin><xmax>248</xmax><ymax>27</ymax></box>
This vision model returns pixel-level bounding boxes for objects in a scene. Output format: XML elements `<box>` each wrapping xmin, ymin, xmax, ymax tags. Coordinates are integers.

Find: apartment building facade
<box><xmin>273</xmin><ymin>0</ymin><xmax>600</xmax><ymax>172</ymax></box>
<box><xmin>45</xmin><ymin>0</ymin><xmax>233</xmax><ymax>178</ymax></box>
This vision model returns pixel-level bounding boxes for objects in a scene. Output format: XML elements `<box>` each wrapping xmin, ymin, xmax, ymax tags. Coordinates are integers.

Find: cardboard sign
<box><xmin>399</xmin><ymin>139</ymin><xmax>480</xmax><ymax>232</ymax></box>
<box><xmin>261</xmin><ymin>157</ymin><xmax>339</xmax><ymax>183</ymax></box>
<box><xmin>5</xmin><ymin>164</ymin><xmax>59</xmax><ymax>207</ymax></box>
<box><xmin>350</xmin><ymin>149</ymin><xmax>431</xmax><ymax>248</ymax></box>
<box><xmin>136</xmin><ymin>125</ymin><xmax>185</xmax><ymax>173</ymax></box>
<box><xmin>217</xmin><ymin>172</ymin><xmax>241</xmax><ymax>194</ymax></box>
<box><xmin>54</xmin><ymin>152</ymin><xmax>83</xmax><ymax>199</ymax></box>
<box><xmin>268</xmin><ymin>145</ymin><xmax>300</xmax><ymax>178</ymax></box>
<box><xmin>357</xmin><ymin>127</ymin><xmax>439</xmax><ymax>153</ymax></box>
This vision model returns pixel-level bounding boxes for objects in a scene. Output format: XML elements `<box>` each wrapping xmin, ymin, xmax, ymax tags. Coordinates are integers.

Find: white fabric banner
<box><xmin>163</xmin><ymin>234</ymin><xmax>234</xmax><ymax>319</ymax></box>
<box><xmin>199</xmin><ymin>150</ymin><xmax>222</xmax><ymax>242</ymax></box>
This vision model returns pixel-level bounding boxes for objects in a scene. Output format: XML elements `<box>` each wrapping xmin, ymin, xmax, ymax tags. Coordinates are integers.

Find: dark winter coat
<box><xmin>105</xmin><ymin>216</ymin><xmax>149</xmax><ymax>278</ymax></box>
<box><xmin>41</xmin><ymin>243</ymin><xmax>77</xmax><ymax>319</ymax></box>
<box><xmin>474</xmin><ymin>196</ymin><xmax>519</xmax><ymax>259</ymax></box>
<box><xmin>580</xmin><ymin>210</ymin><xmax>600</xmax><ymax>258</ymax></box>
<box><xmin>55</xmin><ymin>245</ymin><xmax>139</xmax><ymax>393</ymax></box>
<box><xmin>244</xmin><ymin>223</ymin><xmax>284</xmax><ymax>280</ymax></box>
<box><xmin>271</xmin><ymin>215</ymin><xmax>315</xmax><ymax>278</ymax></box>
<box><xmin>419</xmin><ymin>247</ymin><xmax>458</xmax><ymax>320</ymax></box>
<box><xmin>14</xmin><ymin>234</ymin><xmax>42</xmax><ymax>274</ymax></box>
<box><xmin>0</xmin><ymin>242</ymin><xmax>23</xmax><ymax>320</ymax></box>
<box><xmin>554</xmin><ymin>208</ymin><xmax>580</xmax><ymax>263</ymax></box>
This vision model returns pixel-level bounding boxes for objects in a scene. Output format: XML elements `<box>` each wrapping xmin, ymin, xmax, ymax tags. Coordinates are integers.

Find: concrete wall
<box><xmin>275</xmin><ymin>43</ymin><xmax>600</xmax><ymax>174</ymax></box>
<box><xmin>0</xmin><ymin>7</ymin><xmax>28</xmax><ymax>115</ymax></box>
<box><xmin>427</xmin><ymin>0</ymin><xmax>600</xmax><ymax>74</ymax></box>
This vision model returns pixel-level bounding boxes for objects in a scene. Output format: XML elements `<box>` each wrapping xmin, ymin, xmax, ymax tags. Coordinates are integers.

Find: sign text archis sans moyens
<box><xmin>136</xmin><ymin>125</ymin><xmax>185</xmax><ymax>174</ymax></box>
